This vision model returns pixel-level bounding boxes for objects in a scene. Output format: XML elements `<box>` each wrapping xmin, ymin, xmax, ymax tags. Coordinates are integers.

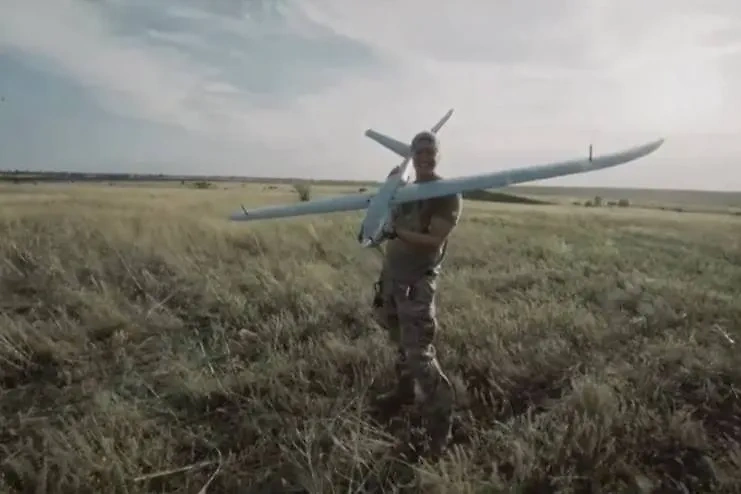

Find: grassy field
<box><xmin>1</xmin><ymin>182</ymin><xmax>741</xmax><ymax>493</ymax></box>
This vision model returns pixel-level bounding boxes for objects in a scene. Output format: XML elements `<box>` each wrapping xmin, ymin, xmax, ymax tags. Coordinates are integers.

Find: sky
<box><xmin>1</xmin><ymin>0</ymin><xmax>740</xmax><ymax>190</ymax></box>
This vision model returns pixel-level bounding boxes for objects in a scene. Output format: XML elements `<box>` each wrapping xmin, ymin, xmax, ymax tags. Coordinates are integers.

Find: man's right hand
<box><xmin>380</xmin><ymin>218</ymin><xmax>397</xmax><ymax>240</ymax></box>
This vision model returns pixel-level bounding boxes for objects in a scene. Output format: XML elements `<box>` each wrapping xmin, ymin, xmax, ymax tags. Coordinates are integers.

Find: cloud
<box><xmin>1</xmin><ymin>0</ymin><xmax>740</xmax><ymax>189</ymax></box>
<box><xmin>1</xmin><ymin>1</ymin><xmax>216</xmax><ymax>133</ymax></box>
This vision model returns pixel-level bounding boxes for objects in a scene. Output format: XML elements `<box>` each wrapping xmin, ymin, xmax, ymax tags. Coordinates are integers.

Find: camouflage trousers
<box><xmin>373</xmin><ymin>273</ymin><xmax>454</xmax><ymax>454</ymax></box>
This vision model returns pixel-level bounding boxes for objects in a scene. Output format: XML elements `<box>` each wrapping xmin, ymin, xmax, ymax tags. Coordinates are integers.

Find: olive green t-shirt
<box><xmin>383</xmin><ymin>187</ymin><xmax>462</xmax><ymax>282</ymax></box>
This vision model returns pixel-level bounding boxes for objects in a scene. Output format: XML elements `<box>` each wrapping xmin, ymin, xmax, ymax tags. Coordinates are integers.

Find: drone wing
<box><xmin>229</xmin><ymin>192</ymin><xmax>374</xmax><ymax>222</ymax></box>
<box><xmin>391</xmin><ymin>138</ymin><xmax>665</xmax><ymax>205</ymax></box>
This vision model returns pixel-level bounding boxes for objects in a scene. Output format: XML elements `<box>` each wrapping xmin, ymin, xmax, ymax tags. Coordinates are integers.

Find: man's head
<box><xmin>411</xmin><ymin>130</ymin><xmax>438</xmax><ymax>181</ymax></box>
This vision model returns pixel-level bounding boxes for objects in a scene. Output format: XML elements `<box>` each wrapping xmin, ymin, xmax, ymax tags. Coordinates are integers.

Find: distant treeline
<box><xmin>0</xmin><ymin>170</ymin><xmax>378</xmax><ymax>186</ymax></box>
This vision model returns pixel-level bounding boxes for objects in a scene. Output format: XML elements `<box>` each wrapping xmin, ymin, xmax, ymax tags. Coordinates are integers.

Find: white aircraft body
<box><xmin>229</xmin><ymin>109</ymin><xmax>664</xmax><ymax>248</ymax></box>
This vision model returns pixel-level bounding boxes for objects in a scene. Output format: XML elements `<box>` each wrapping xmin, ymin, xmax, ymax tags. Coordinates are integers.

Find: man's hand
<box><xmin>382</xmin><ymin>205</ymin><xmax>403</xmax><ymax>240</ymax></box>
<box><xmin>382</xmin><ymin>219</ymin><xmax>398</xmax><ymax>240</ymax></box>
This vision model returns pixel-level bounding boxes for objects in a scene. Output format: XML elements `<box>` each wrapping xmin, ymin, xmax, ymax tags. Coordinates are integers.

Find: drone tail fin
<box><xmin>364</xmin><ymin>108</ymin><xmax>454</xmax><ymax>159</ymax></box>
<box><xmin>430</xmin><ymin>108</ymin><xmax>454</xmax><ymax>134</ymax></box>
<box><xmin>364</xmin><ymin>129</ymin><xmax>411</xmax><ymax>158</ymax></box>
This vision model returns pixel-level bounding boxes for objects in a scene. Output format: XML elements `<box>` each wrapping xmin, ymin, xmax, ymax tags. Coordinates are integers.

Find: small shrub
<box><xmin>293</xmin><ymin>183</ymin><xmax>312</xmax><ymax>202</ymax></box>
<box><xmin>617</xmin><ymin>198</ymin><xmax>631</xmax><ymax>208</ymax></box>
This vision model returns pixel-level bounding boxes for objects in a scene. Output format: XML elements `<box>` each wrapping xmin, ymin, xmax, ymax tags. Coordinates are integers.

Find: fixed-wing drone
<box><xmin>229</xmin><ymin>109</ymin><xmax>664</xmax><ymax>248</ymax></box>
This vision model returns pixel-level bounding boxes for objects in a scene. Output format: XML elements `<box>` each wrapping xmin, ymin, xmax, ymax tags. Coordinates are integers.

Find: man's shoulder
<box><xmin>436</xmin><ymin>195</ymin><xmax>462</xmax><ymax>214</ymax></box>
<box><xmin>431</xmin><ymin>190</ymin><xmax>462</xmax><ymax>208</ymax></box>
<box><xmin>425</xmin><ymin>195</ymin><xmax>462</xmax><ymax>224</ymax></box>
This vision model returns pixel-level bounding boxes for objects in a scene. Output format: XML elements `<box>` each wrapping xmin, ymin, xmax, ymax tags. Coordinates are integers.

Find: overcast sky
<box><xmin>1</xmin><ymin>0</ymin><xmax>740</xmax><ymax>189</ymax></box>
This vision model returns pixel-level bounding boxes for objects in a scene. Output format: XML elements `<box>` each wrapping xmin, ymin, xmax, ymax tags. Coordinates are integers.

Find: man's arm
<box><xmin>394</xmin><ymin>195</ymin><xmax>461</xmax><ymax>249</ymax></box>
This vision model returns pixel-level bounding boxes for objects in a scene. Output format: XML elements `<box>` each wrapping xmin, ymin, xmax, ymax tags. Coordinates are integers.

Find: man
<box><xmin>372</xmin><ymin>129</ymin><xmax>462</xmax><ymax>458</ymax></box>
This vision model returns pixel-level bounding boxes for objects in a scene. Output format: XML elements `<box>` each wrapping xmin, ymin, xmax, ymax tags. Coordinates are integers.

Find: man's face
<box><xmin>412</xmin><ymin>144</ymin><xmax>437</xmax><ymax>180</ymax></box>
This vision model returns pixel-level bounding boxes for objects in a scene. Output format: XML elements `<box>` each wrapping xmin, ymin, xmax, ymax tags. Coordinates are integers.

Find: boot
<box><xmin>423</xmin><ymin>375</ymin><xmax>454</xmax><ymax>459</ymax></box>
<box><xmin>373</xmin><ymin>374</ymin><xmax>415</xmax><ymax>412</ymax></box>
<box><xmin>371</xmin><ymin>349</ymin><xmax>415</xmax><ymax>415</ymax></box>
<box><xmin>425</xmin><ymin>408</ymin><xmax>453</xmax><ymax>459</ymax></box>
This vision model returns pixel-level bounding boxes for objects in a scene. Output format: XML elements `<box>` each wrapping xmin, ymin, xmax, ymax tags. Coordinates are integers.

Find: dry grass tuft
<box><xmin>1</xmin><ymin>182</ymin><xmax>741</xmax><ymax>493</ymax></box>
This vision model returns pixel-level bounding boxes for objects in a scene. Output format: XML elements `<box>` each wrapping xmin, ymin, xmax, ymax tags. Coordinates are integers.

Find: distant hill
<box><xmin>462</xmin><ymin>190</ymin><xmax>550</xmax><ymax>205</ymax></box>
<box><xmin>506</xmin><ymin>185</ymin><xmax>741</xmax><ymax>209</ymax></box>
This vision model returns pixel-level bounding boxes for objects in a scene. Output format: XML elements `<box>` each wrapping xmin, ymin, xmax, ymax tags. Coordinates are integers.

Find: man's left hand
<box><xmin>382</xmin><ymin>212</ymin><xmax>400</xmax><ymax>240</ymax></box>
<box><xmin>383</xmin><ymin>223</ymin><xmax>398</xmax><ymax>240</ymax></box>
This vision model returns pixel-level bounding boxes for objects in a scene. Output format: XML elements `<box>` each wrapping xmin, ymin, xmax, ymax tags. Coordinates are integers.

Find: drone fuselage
<box><xmin>357</xmin><ymin>157</ymin><xmax>411</xmax><ymax>248</ymax></box>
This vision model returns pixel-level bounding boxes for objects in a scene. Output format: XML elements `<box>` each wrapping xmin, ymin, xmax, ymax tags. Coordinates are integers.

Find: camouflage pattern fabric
<box><xmin>372</xmin><ymin>168</ymin><xmax>461</xmax><ymax>456</ymax></box>
<box><xmin>374</xmin><ymin>273</ymin><xmax>454</xmax><ymax>455</ymax></box>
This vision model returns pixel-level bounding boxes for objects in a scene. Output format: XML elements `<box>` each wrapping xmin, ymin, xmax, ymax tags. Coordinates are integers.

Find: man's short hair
<box><xmin>411</xmin><ymin>131</ymin><xmax>438</xmax><ymax>152</ymax></box>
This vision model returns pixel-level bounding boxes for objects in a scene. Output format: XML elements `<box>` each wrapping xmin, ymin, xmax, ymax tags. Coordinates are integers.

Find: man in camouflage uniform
<box><xmin>372</xmin><ymin>130</ymin><xmax>462</xmax><ymax>457</ymax></box>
